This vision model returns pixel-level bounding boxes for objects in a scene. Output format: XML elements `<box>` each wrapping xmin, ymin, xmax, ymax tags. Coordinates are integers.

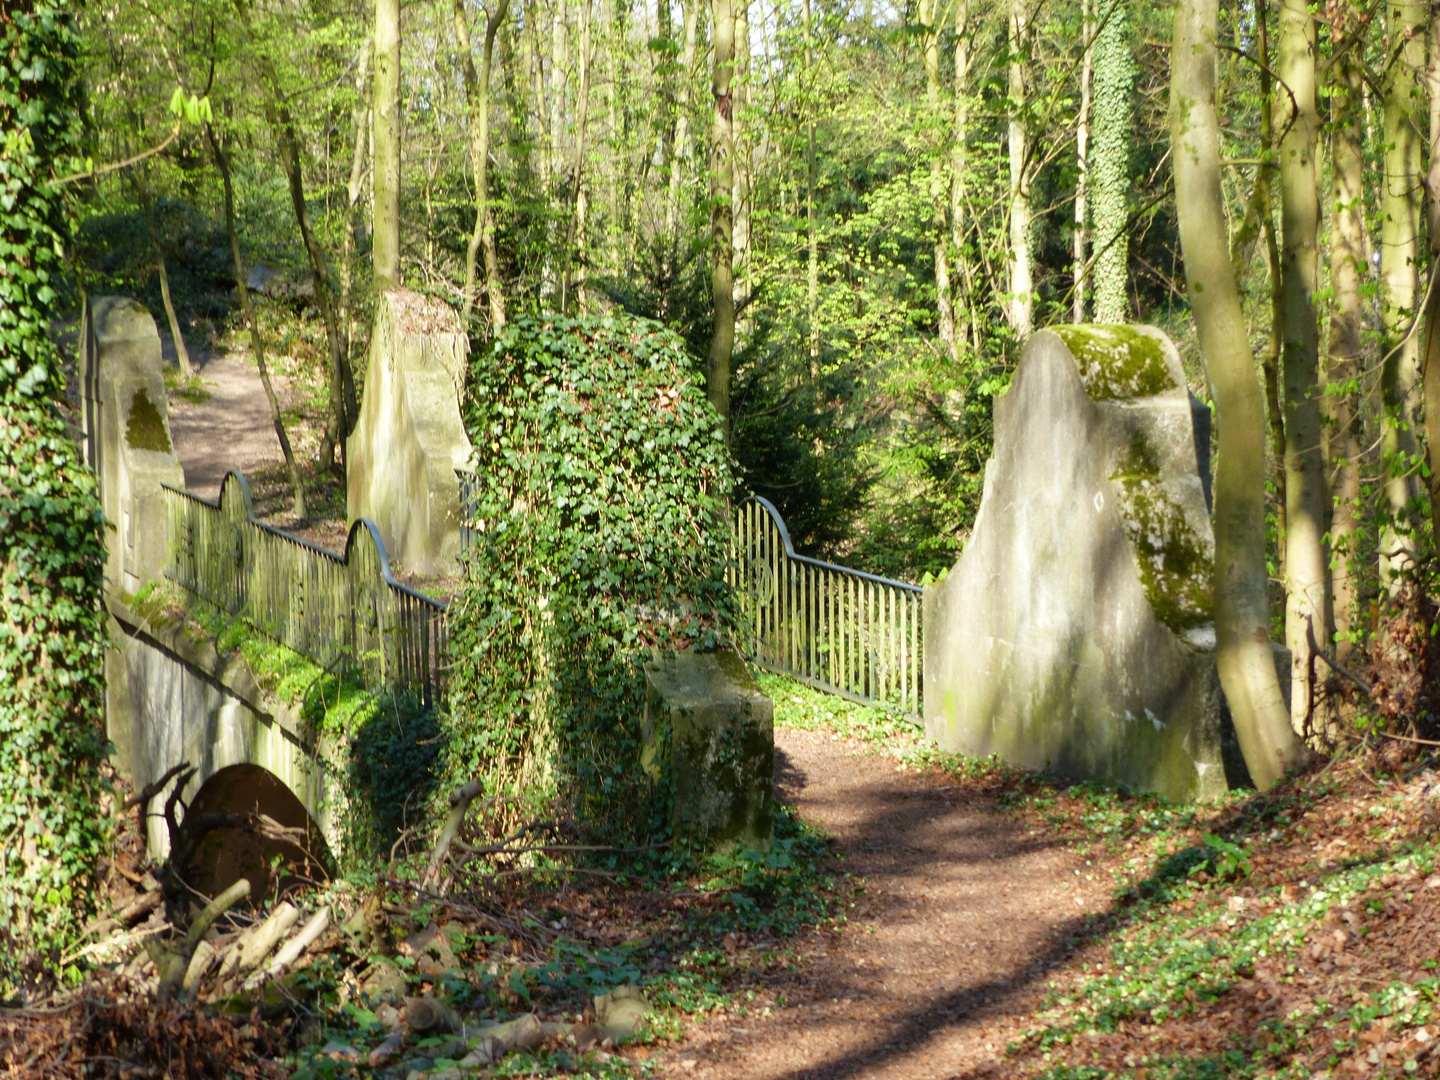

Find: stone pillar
<box><xmin>79</xmin><ymin>296</ymin><xmax>186</xmax><ymax>598</ymax></box>
<box><xmin>347</xmin><ymin>290</ymin><xmax>474</xmax><ymax>577</ymax></box>
<box><xmin>642</xmin><ymin>648</ymin><xmax>775</xmax><ymax>851</ymax></box>
<box><xmin>923</xmin><ymin>325</ymin><xmax>1230</xmax><ymax>802</ymax></box>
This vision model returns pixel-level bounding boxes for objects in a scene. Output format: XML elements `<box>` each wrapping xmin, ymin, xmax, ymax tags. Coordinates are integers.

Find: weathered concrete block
<box><xmin>347</xmin><ymin>290</ymin><xmax>473</xmax><ymax>577</ymax></box>
<box><xmin>643</xmin><ymin>648</ymin><xmax>775</xmax><ymax>850</ymax></box>
<box><xmin>924</xmin><ymin>325</ymin><xmax>1230</xmax><ymax>802</ymax></box>
<box><xmin>79</xmin><ymin>296</ymin><xmax>186</xmax><ymax>596</ymax></box>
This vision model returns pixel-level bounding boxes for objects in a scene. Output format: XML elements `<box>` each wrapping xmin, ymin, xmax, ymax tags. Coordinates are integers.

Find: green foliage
<box><xmin>448</xmin><ymin>312</ymin><xmax>737</xmax><ymax>846</ymax></box>
<box><xmin>0</xmin><ymin>0</ymin><xmax>110</xmax><ymax>1000</ymax></box>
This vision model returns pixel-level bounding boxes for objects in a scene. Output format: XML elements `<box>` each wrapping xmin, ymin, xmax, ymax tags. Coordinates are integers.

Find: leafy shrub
<box><xmin>0</xmin><ymin>1</ymin><xmax>110</xmax><ymax>1000</ymax></box>
<box><xmin>447</xmin><ymin>312</ymin><xmax>736</xmax><ymax>846</ymax></box>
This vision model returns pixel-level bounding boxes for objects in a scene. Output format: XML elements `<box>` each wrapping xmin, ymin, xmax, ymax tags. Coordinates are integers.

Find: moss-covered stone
<box><xmin>1054</xmin><ymin>324</ymin><xmax>1176</xmax><ymax>402</ymax></box>
<box><xmin>124</xmin><ymin>387</ymin><xmax>172</xmax><ymax>453</ymax></box>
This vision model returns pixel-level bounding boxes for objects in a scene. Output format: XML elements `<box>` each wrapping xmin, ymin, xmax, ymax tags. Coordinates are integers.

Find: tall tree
<box><xmin>1327</xmin><ymin>3</ymin><xmax>1365</xmax><ymax>662</ymax></box>
<box><xmin>1172</xmin><ymin>0</ymin><xmax>1300</xmax><ymax>787</ymax></box>
<box><xmin>1073</xmin><ymin>0</ymin><xmax>1090</xmax><ymax>323</ymax></box>
<box><xmin>374</xmin><ymin>0</ymin><xmax>401</xmax><ymax>292</ymax></box>
<box><xmin>708</xmin><ymin>0</ymin><xmax>735</xmax><ymax>432</ymax></box>
<box><xmin>454</xmin><ymin>0</ymin><xmax>511</xmax><ymax>327</ymax></box>
<box><xmin>1090</xmin><ymin>0</ymin><xmax>1130</xmax><ymax>322</ymax></box>
<box><xmin>952</xmin><ymin>0</ymin><xmax>973</xmax><ymax>350</ymax></box>
<box><xmin>1277</xmin><ymin>0</ymin><xmax>1327</xmax><ymax>731</ymax></box>
<box><xmin>919</xmin><ymin>0</ymin><xmax>955</xmax><ymax>356</ymax></box>
<box><xmin>1424</xmin><ymin>0</ymin><xmax>1440</xmax><ymax>545</ymax></box>
<box><xmin>1006</xmin><ymin>0</ymin><xmax>1033</xmax><ymax>337</ymax></box>
<box><xmin>1379</xmin><ymin>0</ymin><xmax>1425</xmax><ymax>585</ymax></box>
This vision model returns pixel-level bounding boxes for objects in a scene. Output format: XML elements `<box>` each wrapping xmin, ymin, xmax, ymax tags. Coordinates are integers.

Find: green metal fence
<box><xmin>730</xmin><ymin>496</ymin><xmax>923</xmax><ymax>720</ymax></box>
<box><xmin>163</xmin><ymin>471</ymin><xmax>449</xmax><ymax>704</ymax></box>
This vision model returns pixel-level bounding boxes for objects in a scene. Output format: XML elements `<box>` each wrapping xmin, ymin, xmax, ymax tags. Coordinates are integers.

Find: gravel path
<box><xmin>666</xmin><ymin>728</ymin><xmax>1113</xmax><ymax>1080</ymax></box>
<box><xmin>167</xmin><ymin>350</ymin><xmax>290</xmax><ymax>500</ymax></box>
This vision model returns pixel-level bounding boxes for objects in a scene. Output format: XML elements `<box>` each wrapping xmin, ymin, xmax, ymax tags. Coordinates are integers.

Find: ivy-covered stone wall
<box><xmin>0</xmin><ymin>1</ymin><xmax>110</xmax><ymax>999</ymax></box>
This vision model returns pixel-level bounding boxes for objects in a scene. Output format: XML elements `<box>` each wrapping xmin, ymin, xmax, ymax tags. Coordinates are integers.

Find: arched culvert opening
<box><xmin>178</xmin><ymin>764</ymin><xmax>332</xmax><ymax>904</ymax></box>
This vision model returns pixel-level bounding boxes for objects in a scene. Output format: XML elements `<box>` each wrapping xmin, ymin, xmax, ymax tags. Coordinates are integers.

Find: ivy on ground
<box><xmin>447</xmin><ymin>312</ymin><xmax>736</xmax><ymax>848</ymax></box>
<box><xmin>0</xmin><ymin>0</ymin><xmax>110</xmax><ymax>1000</ymax></box>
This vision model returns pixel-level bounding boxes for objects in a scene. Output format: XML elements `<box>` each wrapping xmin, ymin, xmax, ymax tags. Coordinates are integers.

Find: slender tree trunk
<box><xmin>130</xmin><ymin>171</ymin><xmax>195</xmax><ymax>380</ymax></box>
<box><xmin>206</xmin><ymin>124</ymin><xmax>305</xmax><ymax>521</ymax></box>
<box><xmin>604</xmin><ymin>0</ymin><xmax>624</xmax><ymax>272</ymax></box>
<box><xmin>1007</xmin><ymin>0</ymin><xmax>1033</xmax><ymax>338</ymax></box>
<box><xmin>1073</xmin><ymin>0</ymin><xmax>1090</xmax><ymax>324</ymax></box>
<box><xmin>455</xmin><ymin>0</ymin><xmax>512</xmax><ymax>328</ymax></box>
<box><xmin>1425</xmin><ymin>0</ymin><xmax>1440</xmax><ymax>546</ymax></box>
<box><xmin>805</xmin><ymin>0</ymin><xmax>819</xmax><ymax>361</ymax></box>
<box><xmin>1171</xmin><ymin>0</ymin><xmax>1300</xmax><ymax>789</ymax></box>
<box><xmin>1328</xmin><ymin>8</ymin><xmax>1365</xmax><ymax>663</ymax></box>
<box><xmin>1091</xmin><ymin>0</ymin><xmax>1130</xmax><ymax>322</ymax></box>
<box><xmin>234</xmin><ymin>0</ymin><xmax>356</xmax><ymax>473</ymax></box>
<box><xmin>919</xmin><ymin>0</ymin><xmax>954</xmax><ymax>357</ymax></box>
<box><xmin>340</xmin><ymin>40</ymin><xmax>371</xmax><ymax>362</ymax></box>
<box><xmin>1380</xmin><ymin>0</ymin><xmax>1425</xmax><ymax>586</ymax></box>
<box><xmin>373</xmin><ymin>0</ymin><xmax>401</xmax><ymax>292</ymax></box>
<box><xmin>667</xmin><ymin>0</ymin><xmax>699</xmax><ymax>247</ymax></box>
<box><xmin>1276</xmin><ymin>0</ymin><xmax>1328</xmax><ymax>735</ymax></box>
<box><xmin>563</xmin><ymin>0</ymin><xmax>593</xmax><ymax>311</ymax></box>
<box><xmin>733</xmin><ymin>0</ymin><xmax>752</xmax><ymax>340</ymax></box>
<box><xmin>952</xmin><ymin>0</ymin><xmax>971</xmax><ymax>354</ymax></box>
<box><xmin>708</xmin><ymin>0</ymin><xmax>735</xmax><ymax>435</ymax></box>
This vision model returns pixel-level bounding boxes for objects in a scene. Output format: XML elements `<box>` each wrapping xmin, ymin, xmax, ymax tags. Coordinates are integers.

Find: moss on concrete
<box><xmin>1055</xmin><ymin>324</ymin><xmax>1176</xmax><ymax>402</ymax></box>
<box><xmin>125</xmin><ymin>387</ymin><xmax>173</xmax><ymax>453</ymax></box>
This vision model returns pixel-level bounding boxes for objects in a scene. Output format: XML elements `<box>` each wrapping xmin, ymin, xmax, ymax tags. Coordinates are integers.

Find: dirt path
<box><xmin>167</xmin><ymin>351</ymin><xmax>290</xmax><ymax>500</ymax></box>
<box><xmin>664</xmin><ymin>728</ymin><xmax>1113</xmax><ymax>1080</ymax></box>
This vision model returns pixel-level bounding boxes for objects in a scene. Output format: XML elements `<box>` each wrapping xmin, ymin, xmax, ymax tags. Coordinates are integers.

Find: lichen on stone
<box><xmin>1054</xmin><ymin>324</ymin><xmax>1177</xmax><ymax>402</ymax></box>
<box><xmin>1111</xmin><ymin>463</ymin><xmax>1214</xmax><ymax>632</ymax></box>
<box><xmin>125</xmin><ymin>387</ymin><xmax>172</xmax><ymax>453</ymax></box>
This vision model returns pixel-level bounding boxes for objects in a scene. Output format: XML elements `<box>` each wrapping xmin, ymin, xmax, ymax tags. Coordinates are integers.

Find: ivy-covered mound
<box><xmin>0</xmin><ymin>2</ymin><xmax>110</xmax><ymax>999</ymax></box>
<box><xmin>449</xmin><ymin>312</ymin><xmax>736</xmax><ymax>847</ymax></box>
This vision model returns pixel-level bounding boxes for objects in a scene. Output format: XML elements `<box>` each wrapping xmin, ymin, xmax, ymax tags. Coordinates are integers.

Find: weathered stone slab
<box><xmin>642</xmin><ymin>648</ymin><xmax>775</xmax><ymax>850</ymax></box>
<box><xmin>347</xmin><ymin>290</ymin><xmax>473</xmax><ymax>577</ymax></box>
<box><xmin>80</xmin><ymin>296</ymin><xmax>186</xmax><ymax>596</ymax></box>
<box><xmin>923</xmin><ymin>325</ymin><xmax>1230</xmax><ymax>802</ymax></box>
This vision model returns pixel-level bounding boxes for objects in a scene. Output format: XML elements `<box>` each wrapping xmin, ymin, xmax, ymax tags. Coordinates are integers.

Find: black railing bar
<box><xmin>739</xmin><ymin>495</ymin><xmax>923</xmax><ymax>595</ymax></box>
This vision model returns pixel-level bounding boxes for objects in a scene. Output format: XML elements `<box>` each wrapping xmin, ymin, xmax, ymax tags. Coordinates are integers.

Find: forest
<box><xmin>3</xmin><ymin>0</ymin><xmax>1440</xmax><ymax>1072</ymax></box>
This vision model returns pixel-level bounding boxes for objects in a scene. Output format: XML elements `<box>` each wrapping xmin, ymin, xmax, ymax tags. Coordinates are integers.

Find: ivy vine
<box><xmin>0</xmin><ymin>1</ymin><xmax>110</xmax><ymax>1000</ymax></box>
<box><xmin>447</xmin><ymin>312</ymin><xmax>737</xmax><ymax>848</ymax></box>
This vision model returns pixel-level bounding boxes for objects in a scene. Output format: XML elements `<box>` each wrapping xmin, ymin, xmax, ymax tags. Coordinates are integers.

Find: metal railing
<box><xmin>456</xmin><ymin>468</ymin><xmax>480</xmax><ymax>557</ymax></box>
<box><xmin>730</xmin><ymin>496</ymin><xmax>923</xmax><ymax>720</ymax></box>
<box><xmin>163</xmin><ymin>471</ymin><xmax>448</xmax><ymax>705</ymax></box>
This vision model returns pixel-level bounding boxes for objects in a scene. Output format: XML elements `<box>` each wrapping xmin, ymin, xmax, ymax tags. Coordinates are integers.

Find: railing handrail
<box><xmin>741</xmin><ymin>495</ymin><xmax>922</xmax><ymax>595</ymax></box>
<box><xmin>163</xmin><ymin>473</ymin><xmax>447</xmax><ymax>615</ymax></box>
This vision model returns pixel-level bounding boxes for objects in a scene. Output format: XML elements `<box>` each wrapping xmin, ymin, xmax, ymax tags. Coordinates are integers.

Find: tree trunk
<box><xmin>733</xmin><ymin>0</ymin><xmax>752</xmax><ymax>341</ymax></box>
<box><xmin>708</xmin><ymin>0</ymin><xmax>735</xmax><ymax>435</ymax></box>
<box><xmin>1090</xmin><ymin>0</ymin><xmax>1130</xmax><ymax>322</ymax></box>
<box><xmin>1171</xmin><ymin>0</ymin><xmax>1300</xmax><ymax>789</ymax></box>
<box><xmin>805</xmin><ymin>0</ymin><xmax>819</xmax><ymax>362</ymax></box>
<box><xmin>455</xmin><ymin>0</ymin><xmax>511</xmax><ymax>329</ymax></box>
<box><xmin>1380</xmin><ymin>0</ymin><xmax>1425</xmax><ymax>586</ymax></box>
<box><xmin>1073</xmin><ymin>0</ymin><xmax>1090</xmax><ymax>324</ymax></box>
<box><xmin>234</xmin><ymin>0</ymin><xmax>356</xmax><ymax>473</ymax></box>
<box><xmin>340</xmin><ymin>39</ymin><xmax>372</xmax><ymax>362</ymax></box>
<box><xmin>1006</xmin><ymin>0</ymin><xmax>1032</xmax><ymax>338</ymax></box>
<box><xmin>667</xmin><ymin>0</ymin><xmax>699</xmax><ymax>249</ymax></box>
<box><xmin>563</xmin><ymin>0</ymin><xmax>593</xmax><ymax>311</ymax></box>
<box><xmin>1425</xmin><ymin>0</ymin><xmax>1440</xmax><ymax>547</ymax></box>
<box><xmin>373</xmin><ymin>0</ymin><xmax>401</xmax><ymax>293</ymax></box>
<box><xmin>1327</xmin><ymin>6</ymin><xmax>1365</xmax><ymax>664</ymax></box>
<box><xmin>131</xmin><ymin>170</ymin><xmax>194</xmax><ymax>380</ymax></box>
<box><xmin>1277</xmin><ymin>0</ymin><xmax>1328</xmax><ymax>736</ymax></box>
<box><xmin>952</xmin><ymin>0</ymin><xmax>971</xmax><ymax>352</ymax></box>
<box><xmin>919</xmin><ymin>0</ymin><xmax>954</xmax><ymax>358</ymax></box>
<box><xmin>206</xmin><ymin>123</ymin><xmax>306</xmax><ymax>521</ymax></box>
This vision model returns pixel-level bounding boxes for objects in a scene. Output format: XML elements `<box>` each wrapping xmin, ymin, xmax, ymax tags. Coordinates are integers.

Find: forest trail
<box><xmin>166</xmin><ymin>346</ymin><xmax>289</xmax><ymax>499</ymax></box>
<box><xmin>662</xmin><ymin>726</ymin><xmax>1112</xmax><ymax>1080</ymax></box>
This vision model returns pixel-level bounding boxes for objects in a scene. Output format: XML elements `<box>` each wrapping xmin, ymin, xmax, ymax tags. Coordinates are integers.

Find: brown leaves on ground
<box><xmin>0</xmin><ymin>982</ymin><xmax>286</xmax><ymax>1080</ymax></box>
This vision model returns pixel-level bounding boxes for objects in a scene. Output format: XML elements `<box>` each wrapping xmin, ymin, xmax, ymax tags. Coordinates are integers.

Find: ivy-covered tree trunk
<box><xmin>1073</xmin><ymin>0</ymin><xmax>1090</xmax><ymax>324</ymax></box>
<box><xmin>1090</xmin><ymin>0</ymin><xmax>1130</xmax><ymax>323</ymax></box>
<box><xmin>1277</xmin><ymin>0</ymin><xmax>1327</xmax><ymax>733</ymax></box>
<box><xmin>1171</xmin><ymin>0</ymin><xmax>1300</xmax><ymax>789</ymax></box>
<box><xmin>0</xmin><ymin>0</ymin><xmax>110</xmax><ymax>998</ymax></box>
<box><xmin>708</xmin><ymin>0</ymin><xmax>735</xmax><ymax>434</ymax></box>
<box><xmin>1379</xmin><ymin>0</ymin><xmax>1425</xmax><ymax>586</ymax></box>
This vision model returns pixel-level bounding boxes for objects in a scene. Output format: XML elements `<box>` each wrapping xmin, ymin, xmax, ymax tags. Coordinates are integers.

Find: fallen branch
<box><xmin>1307</xmin><ymin>619</ymin><xmax>1373</xmax><ymax>696</ymax></box>
<box><xmin>423</xmin><ymin>779</ymin><xmax>487</xmax><ymax>889</ymax></box>
<box><xmin>124</xmin><ymin>762</ymin><xmax>192</xmax><ymax>811</ymax></box>
<box><xmin>247</xmin><ymin>906</ymin><xmax>330</xmax><ymax>988</ymax></box>
<box><xmin>225</xmin><ymin>901</ymin><xmax>300</xmax><ymax>977</ymax></box>
<box><xmin>151</xmin><ymin>878</ymin><xmax>250</xmax><ymax>1001</ymax></box>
